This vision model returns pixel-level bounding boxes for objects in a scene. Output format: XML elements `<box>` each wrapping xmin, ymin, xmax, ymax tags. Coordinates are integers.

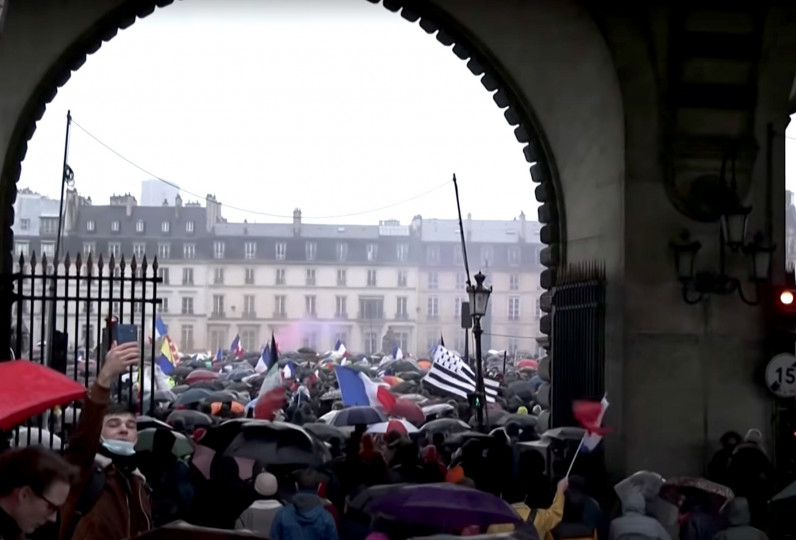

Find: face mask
<box><xmin>101</xmin><ymin>438</ymin><xmax>137</xmax><ymax>456</ymax></box>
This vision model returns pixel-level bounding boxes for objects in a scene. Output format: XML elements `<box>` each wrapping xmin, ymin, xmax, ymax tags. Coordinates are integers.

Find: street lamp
<box><xmin>467</xmin><ymin>271</ymin><xmax>492</xmax><ymax>432</ymax></box>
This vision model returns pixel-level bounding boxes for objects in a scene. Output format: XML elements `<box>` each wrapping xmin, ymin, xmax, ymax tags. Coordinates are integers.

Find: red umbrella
<box><xmin>516</xmin><ymin>359</ymin><xmax>538</xmax><ymax>370</ymax></box>
<box><xmin>0</xmin><ymin>361</ymin><xmax>87</xmax><ymax>430</ymax></box>
<box><xmin>186</xmin><ymin>369</ymin><xmax>219</xmax><ymax>385</ymax></box>
<box><xmin>391</xmin><ymin>399</ymin><xmax>425</xmax><ymax>426</ymax></box>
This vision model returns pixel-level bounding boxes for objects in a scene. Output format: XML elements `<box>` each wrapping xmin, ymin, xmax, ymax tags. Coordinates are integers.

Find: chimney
<box><xmin>206</xmin><ymin>194</ymin><xmax>217</xmax><ymax>232</ymax></box>
<box><xmin>125</xmin><ymin>194</ymin><xmax>136</xmax><ymax>217</ymax></box>
<box><xmin>293</xmin><ymin>208</ymin><xmax>302</xmax><ymax>236</ymax></box>
<box><xmin>466</xmin><ymin>212</ymin><xmax>473</xmax><ymax>241</ymax></box>
<box><xmin>519</xmin><ymin>210</ymin><xmax>526</xmax><ymax>241</ymax></box>
<box><xmin>162</xmin><ymin>198</ymin><xmax>169</xmax><ymax>206</ymax></box>
<box><xmin>175</xmin><ymin>194</ymin><xmax>182</xmax><ymax>219</ymax></box>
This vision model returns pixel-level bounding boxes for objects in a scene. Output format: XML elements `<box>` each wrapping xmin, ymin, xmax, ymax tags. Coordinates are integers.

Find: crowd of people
<box><xmin>0</xmin><ymin>340</ymin><xmax>783</xmax><ymax>540</ymax></box>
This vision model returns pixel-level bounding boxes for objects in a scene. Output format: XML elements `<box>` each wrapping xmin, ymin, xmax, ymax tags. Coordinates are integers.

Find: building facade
<box><xmin>15</xmin><ymin>190</ymin><xmax>544</xmax><ymax>358</ymax></box>
<box><xmin>140</xmin><ymin>178</ymin><xmax>180</xmax><ymax>207</ymax></box>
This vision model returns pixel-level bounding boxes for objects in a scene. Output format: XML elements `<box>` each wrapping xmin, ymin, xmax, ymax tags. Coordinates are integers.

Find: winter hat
<box><xmin>254</xmin><ymin>472</ymin><xmax>278</xmax><ymax>497</ymax></box>
<box><xmin>517</xmin><ymin>406</ymin><xmax>529</xmax><ymax>415</ymax></box>
<box><xmin>744</xmin><ymin>428</ymin><xmax>763</xmax><ymax>444</ymax></box>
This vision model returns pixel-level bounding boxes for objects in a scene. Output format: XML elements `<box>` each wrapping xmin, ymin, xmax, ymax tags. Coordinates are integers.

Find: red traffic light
<box><xmin>781</xmin><ymin>291</ymin><xmax>795</xmax><ymax>306</ymax></box>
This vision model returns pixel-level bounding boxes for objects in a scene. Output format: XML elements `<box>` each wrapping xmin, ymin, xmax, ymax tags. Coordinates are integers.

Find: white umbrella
<box><xmin>319</xmin><ymin>410</ymin><xmax>340</xmax><ymax>424</ymax></box>
<box><xmin>366</xmin><ymin>418</ymin><xmax>419</xmax><ymax>435</ymax></box>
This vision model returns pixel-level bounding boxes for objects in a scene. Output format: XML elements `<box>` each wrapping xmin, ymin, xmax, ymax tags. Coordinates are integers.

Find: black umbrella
<box><xmin>392</xmin><ymin>381</ymin><xmax>418</xmax><ymax>394</ymax></box>
<box><xmin>189</xmin><ymin>380</ymin><xmax>225</xmax><ymax>391</ymax></box>
<box><xmin>226</xmin><ymin>370</ymin><xmax>254</xmax><ymax>383</ymax></box>
<box><xmin>171</xmin><ymin>384</ymin><xmax>190</xmax><ymax>394</ymax></box>
<box><xmin>330</xmin><ymin>406</ymin><xmax>386</xmax><ymax>427</ymax></box>
<box><xmin>396</xmin><ymin>371</ymin><xmax>423</xmax><ymax>382</ymax></box>
<box><xmin>153</xmin><ymin>389</ymin><xmax>177</xmax><ymax>403</ymax></box>
<box><xmin>319</xmin><ymin>389</ymin><xmax>342</xmax><ymax>402</ymax></box>
<box><xmin>348</xmin><ymin>483</ymin><xmax>410</xmax><ymax>513</ymax></box>
<box><xmin>197</xmin><ymin>419</ymin><xmax>252</xmax><ymax>452</ymax></box>
<box><xmin>203</xmin><ymin>390</ymin><xmax>240</xmax><ymax>404</ymax></box>
<box><xmin>224</xmin><ymin>421</ymin><xmax>330</xmax><ymax>466</ymax></box>
<box><xmin>420</xmin><ymin>418</ymin><xmax>471</xmax><ymax>436</ymax></box>
<box><xmin>302</xmin><ymin>422</ymin><xmax>348</xmax><ymax>442</ymax></box>
<box><xmin>166</xmin><ymin>409</ymin><xmax>213</xmax><ymax>429</ymax></box>
<box><xmin>497</xmin><ymin>414</ymin><xmax>537</xmax><ymax>429</ymax></box>
<box><xmin>507</xmin><ymin>380</ymin><xmax>535</xmax><ymax>401</ymax></box>
<box><xmin>383</xmin><ymin>359</ymin><xmax>420</xmax><ymax>373</ymax></box>
<box><xmin>443</xmin><ymin>431</ymin><xmax>492</xmax><ymax>447</ymax></box>
<box><xmin>173</xmin><ymin>367</ymin><xmax>193</xmax><ymax>379</ymax></box>
<box><xmin>137</xmin><ymin>415</ymin><xmax>172</xmax><ymax>430</ymax></box>
<box><xmin>175</xmin><ymin>388</ymin><xmax>212</xmax><ymax>407</ymax></box>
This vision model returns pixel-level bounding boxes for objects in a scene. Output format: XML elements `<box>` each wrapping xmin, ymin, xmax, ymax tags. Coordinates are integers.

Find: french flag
<box><xmin>573</xmin><ymin>395</ymin><xmax>610</xmax><ymax>451</ymax></box>
<box><xmin>333</xmin><ymin>366</ymin><xmax>396</xmax><ymax>413</ymax></box>
<box><xmin>254</xmin><ymin>345</ymin><xmax>269</xmax><ymax>374</ymax></box>
<box><xmin>334</xmin><ymin>339</ymin><xmax>348</xmax><ymax>359</ymax></box>
<box><xmin>229</xmin><ymin>335</ymin><xmax>244</xmax><ymax>357</ymax></box>
<box><xmin>392</xmin><ymin>345</ymin><xmax>404</xmax><ymax>360</ymax></box>
<box><xmin>154</xmin><ymin>317</ymin><xmax>168</xmax><ymax>340</ymax></box>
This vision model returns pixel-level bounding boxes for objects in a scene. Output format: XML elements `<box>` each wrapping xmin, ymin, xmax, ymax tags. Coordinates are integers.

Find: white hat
<box><xmin>254</xmin><ymin>472</ymin><xmax>278</xmax><ymax>497</ymax></box>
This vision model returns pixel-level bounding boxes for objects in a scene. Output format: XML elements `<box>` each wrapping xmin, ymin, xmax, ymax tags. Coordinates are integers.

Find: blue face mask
<box><xmin>101</xmin><ymin>438</ymin><xmax>137</xmax><ymax>457</ymax></box>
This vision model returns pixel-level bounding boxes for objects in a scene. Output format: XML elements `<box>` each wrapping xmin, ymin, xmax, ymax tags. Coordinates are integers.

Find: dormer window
<box><xmin>111</xmin><ymin>221</ymin><xmax>120</xmax><ymax>232</ymax></box>
<box><xmin>136</xmin><ymin>220</ymin><xmax>145</xmax><ymax>233</ymax></box>
<box><xmin>162</xmin><ymin>221</ymin><xmax>170</xmax><ymax>233</ymax></box>
<box><xmin>186</xmin><ymin>221</ymin><xmax>194</xmax><ymax>233</ymax></box>
<box><xmin>86</xmin><ymin>220</ymin><xmax>95</xmax><ymax>232</ymax></box>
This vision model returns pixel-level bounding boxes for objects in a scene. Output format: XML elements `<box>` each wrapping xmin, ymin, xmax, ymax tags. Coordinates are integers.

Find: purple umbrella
<box><xmin>368</xmin><ymin>483</ymin><xmax>520</xmax><ymax>531</ymax></box>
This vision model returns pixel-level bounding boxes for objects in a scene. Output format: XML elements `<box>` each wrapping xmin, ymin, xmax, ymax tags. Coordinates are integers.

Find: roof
<box><xmin>214</xmin><ymin>222</ymin><xmax>381</xmax><ymax>240</ymax></box>
<box><xmin>75</xmin><ymin>205</ymin><xmax>206</xmax><ymax>237</ymax></box>
<box><xmin>421</xmin><ymin>218</ymin><xmax>540</xmax><ymax>244</ymax></box>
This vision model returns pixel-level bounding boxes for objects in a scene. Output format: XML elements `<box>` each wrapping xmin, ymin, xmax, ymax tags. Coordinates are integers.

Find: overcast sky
<box><xmin>18</xmin><ymin>0</ymin><xmax>538</xmax><ymax>227</ymax></box>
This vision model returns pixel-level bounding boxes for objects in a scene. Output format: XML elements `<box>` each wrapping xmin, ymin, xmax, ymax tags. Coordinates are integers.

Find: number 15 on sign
<box><xmin>765</xmin><ymin>353</ymin><xmax>796</xmax><ymax>398</ymax></box>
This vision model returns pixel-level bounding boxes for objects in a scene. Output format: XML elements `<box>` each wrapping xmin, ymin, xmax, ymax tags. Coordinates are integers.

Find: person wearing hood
<box><xmin>59</xmin><ymin>341</ymin><xmax>152</xmax><ymax>540</ymax></box>
<box><xmin>270</xmin><ymin>468</ymin><xmax>338</xmax><ymax>540</ymax></box>
<box><xmin>609</xmin><ymin>492</ymin><xmax>671</xmax><ymax>540</ymax></box>
<box><xmin>725</xmin><ymin>429</ymin><xmax>773</xmax><ymax>528</ymax></box>
<box><xmin>713</xmin><ymin>497</ymin><xmax>767</xmax><ymax>540</ymax></box>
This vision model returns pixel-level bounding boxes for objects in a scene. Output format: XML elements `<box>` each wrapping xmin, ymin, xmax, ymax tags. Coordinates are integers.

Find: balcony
<box><xmin>357</xmin><ymin>311</ymin><xmax>385</xmax><ymax>322</ymax></box>
<box><xmin>334</xmin><ymin>312</ymin><xmax>348</xmax><ymax>320</ymax></box>
<box><xmin>242</xmin><ymin>311</ymin><xmax>257</xmax><ymax>320</ymax></box>
<box><xmin>394</xmin><ymin>312</ymin><xmax>409</xmax><ymax>321</ymax></box>
<box><xmin>210</xmin><ymin>311</ymin><xmax>226</xmax><ymax>319</ymax></box>
<box><xmin>305</xmin><ymin>312</ymin><xmax>318</xmax><ymax>319</ymax></box>
<box><xmin>272</xmin><ymin>311</ymin><xmax>287</xmax><ymax>319</ymax></box>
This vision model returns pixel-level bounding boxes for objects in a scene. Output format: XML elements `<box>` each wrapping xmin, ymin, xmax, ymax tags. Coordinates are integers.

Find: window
<box><xmin>136</xmin><ymin>220</ymin><xmax>144</xmax><ymax>233</ymax></box>
<box><xmin>81</xmin><ymin>324</ymin><xmax>95</xmax><ymax>349</ymax></box>
<box><xmin>510</xmin><ymin>274</ymin><xmax>520</xmax><ymax>290</ymax></box>
<box><xmin>245</xmin><ymin>268</ymin><xmax>255</xmax><ymax>285</ymax></box>
<box><xmin>454</xmin><ymin>245</ymin><xmax>463</xmax><ymax>265</ymax></box>
<box><xmin>398</xmin><ymin>271</ymin><xmax>408</xmax><ymax>287</ymax></box>
<box><xmin>212</xmin><ymin>295</ymin><xmax>225</xmax><ymax>316</ymax></box>
<box><xmin>133</xmin><ymin>243</ymin><xmax>146</xmax><ymax>259</ymax></box>
<box><xmin>182</xmin><ymin>268</ymin><xmax>194</xmax><ymax>285</ymax></box>
<box><xmin>133</xmin><ymin>302</ymin><xmax>143</xmax><ymax>315</ymax></box>
<box><xmin>213</xmin><ymin>241</ymin><xmax>225</xmax><ymax>259</ymax></box>
<box><xmin>536</xmin><ymin>297</ymin><xmax>543</xmax><ymax>319</ymax></box>
<box><xmin>274</xmin><ymin>295</ymin><xmax>287</xmax><ymax>317</ymax></box>
<box><xmin>161</xmin><ymin>221</ymin><xmax>170</xmax><ymax>233</ymax></box>
<box><xmin>111</xmin><ymin>220</ymin><xmax>120</xmax><ymax>232</ymax></box>
<box><xmin>302</xmin><ymin>332</ymin><xmax>318</xmax><ymax>350</ymax></box>
<box><xmin>367</xmin><ymin>270</ymin><xmax>377</xmax><ymax>287</ymax></box>
<box><xmin>335</xmin><ymin>296</ymin><xmax>347</xmax><ymax>318</ymax></box>
<box><xmin>456</xmin><ymin>272</ymin><xmax>466</xmax><ymax>290</ymax></box>
<box><xmin>336</xmin><ymin>242</ymin><xmax>348</xmax><ymax>262</ymax></box>
<box><xmin>395</xmin><ymin>331</ymin><xmax>409</xmax><ymax>351</ymax></box>
<box><xmin>208</xmin><ymin>328</ymin><xmax>227</xmax><ymax>353</ymax></box>
<box><xmin>86</xmin><ymin>220</ymin><xmax>95</xmax><ymax>232</ymax></box>
<box><xmin>183</xmin><ymin>243</ymin><xmax>195</xmax><ymax>259</ymax></box>
<box><xmin>427</xmin><ymin>296</ymin><xmax>439</xmax><ymax>319</ymax></box>
<box><xmin>426</xmin><ymin>245</ymin><xmax>440</xmax><ymax>265</ymax></box>
<box><xmin>305</xmin><ymin>242</ymin><xmax>317</xmax><ymax>261</ymax></box>
<box><xmin>112</xmin><ymin>301</ymin><xmax>120</xmax><ymax>315</ymax></box>
<box><xmin>213</xmin><ymin>268</ymin><xmax>224</xmax><ymax>284</ymax></box>
<box><xmin>364</xmin><ymin>331</ymin><xmax>378</xmax><ymax>354</ymax></box>
<box><xmin>428</xmin><ymin>272</ymin><xmax>438</xmax><ymax>290</ymax></box>
<box><xmin>181</xmin><ymin>297</ymin><xmax>194</xmax><ymax>314</ymax></box>
<box><xmin>83</xmin><ymin>301</ymin><xmax>94</xmax><ymax>314</ymax></box>
<box><xmin>186</xmin><ymin>221</ymin><xmax>194</xmax><ymax>233</ymax></box>
<box><xmin>20</xmin><ymin>218</ymin><xmax>30</xmax><ymax>231</ymax></box>
<box><xmin>40</xmin><ymin>218</ymin><xmax>57</xmax><ymax>235</ymax></box>
<box><xmin>508</xmin><ymin>335</ymin><xmax>519</xmax><ymax>355</ymax></box>
<box><xmin>396</xmin><ymin>297</ymin><xmax>408</xmax><ymax>319</ymax></box>
<box><xmin>83</xmin><ymin>242</ymin><xmax>95</xmax><ymax>256</ymax></box>
<box><xmin>158</xmin><ymin>267</ymin><xmax>170</xmax><ymax>284</ymax></box>
<box><xmin>359</xmin><ymin>297</ymin><xmax>384</xmax><ymax>320</ymax></box>
<box><xmin>508</xmin><ymin>246</ymin><xmax>521</xmax><ymax>266</ymax></box>
<box><xmin>509</xmin><ymin>297</ymin><xmax>520</xmax><ymax>320</ymax></box>
<box><xmin>161</xmin><ymin>298</ymin><xmax>169</xmax><ymax>313</ymax></box>
<box><xmin>245</xmin><ymin>242</ymin><xmax>256</xmax><ymax>260</ymax></box>
<box><xmin>306</xmin><ymin>269</ymin><xmax>316</xmax><ymax>286</ymax></box>
<box><xmin>275</xmin><ymin>242</ymin><xmax>287</xmax><ymax>260</ymax></box>
<box><xmin>244</xmin><ymin>295</ymin><xmax>256</xmax><ymax>316</ymax></box>
<box><xmin>108</xmin><ymin>242</ymin><xmax>121</xmax><ymax>258</ymax></box>
<box><xmin>305</xmin><ymin>295</ymin><xmax>317</xmax><ymax>316</ymax></box>
<box><xmin>158</xmin><ymin>243</ymin><xmax>170</xmax><ymax>259</ymax></box>
<box><xmin>367</xmin><ymin>243</ymin><xmax>378</xmax><ymax>261</ymax></box>
<box><xmin>240</xmin><ymin>328</ymin><xmax>259</xmax><ymax>351</ymax></box>
<box><xmin>40</xmin><ymin>242</ymin><xmax>55</xmax><ymax>258</ymax></box>
<box><xmin>15</xmin><ymin>241</ymin><xmax>29</xmax><ymax>257</ymax></box>
<box><xmin>276</xmin><ymin>268</ymin><xmax>286</xmax><ymax>285</ymax></box>
<box><xmin>336</xmin><ymin>269</ymin><xmax>347</xmax><ymax>286</ymax></box>
<box><xmin>396</xmin><ymin>243</ymin><xmax>409</xmax><ymax>262</ymax></box>
<box><xmin>181</xmin><ymin>325</ymin><xmax>194</xmax><ymax>350</ymax></box>
<box><xmin>481</xmin><ymin>246</ymin><xmax>493</xmax><ymax>267</ymax></box>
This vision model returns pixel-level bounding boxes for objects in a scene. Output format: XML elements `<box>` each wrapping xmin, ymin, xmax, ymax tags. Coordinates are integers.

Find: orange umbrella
<box><xmin>210</xmin><ymin>401</ymin><xmax>244</xmax><ymax>416</ymax></box>
<box><xmin>381</xmin><ymin>375</ymin><xmax>404</xmax><ymax>387</ymax></box>
<box><xmin>418</xmin><ymin>360</ymin><xmax>432</xmax><ymax>370</ymax></box>
<box><xmin>517</xmin><ymin>359</ymin><xmax>538</xmax><ymax>370</ymax></box>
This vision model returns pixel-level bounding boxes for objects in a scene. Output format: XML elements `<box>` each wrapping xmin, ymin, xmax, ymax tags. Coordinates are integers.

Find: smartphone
<box><xmin>114</xmin><ymin>324</ymin><xmax>138</xmax><ymax>345</ymax></box>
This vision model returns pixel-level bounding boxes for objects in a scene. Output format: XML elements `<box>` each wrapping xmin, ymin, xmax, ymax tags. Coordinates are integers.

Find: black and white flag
<box><xmin>424</xmin><ymin>346</ymin><xmax>499</xmax><ymax>402</ymax></box>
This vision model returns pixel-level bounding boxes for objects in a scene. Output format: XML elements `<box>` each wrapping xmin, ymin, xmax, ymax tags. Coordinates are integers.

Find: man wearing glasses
<box><xmin>0</xmin><ymin>446</ymin><xmax>78</xmax><ymax>539</ymax></box>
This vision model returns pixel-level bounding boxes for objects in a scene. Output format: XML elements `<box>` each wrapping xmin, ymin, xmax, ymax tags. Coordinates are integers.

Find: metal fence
<box><xmin>4</xmin><ymin>251</ymin><xmax>161</xmax><ymax>449</ymax></box>
<box><xmin>550</xmin><ymin>263</ymin><xmax>606</xmax><ymax>427</ymax></box>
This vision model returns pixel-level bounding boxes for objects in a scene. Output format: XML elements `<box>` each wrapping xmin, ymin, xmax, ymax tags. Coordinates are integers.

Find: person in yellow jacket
<box><xmin>487</xmin><ymin>478</ymin><xmax>568</xmax><ymax>538</ymax></box>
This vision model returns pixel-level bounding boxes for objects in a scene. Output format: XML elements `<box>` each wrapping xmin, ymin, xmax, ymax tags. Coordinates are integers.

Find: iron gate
<box><xmin>4</xmin><ymin>251</ymin><xmax>161</xmax><ymax>449</ymax></box>
<box><xmin>550</xmin><ymin>263</ymin><xmax>605</xmax><ymax>427</ymax></box>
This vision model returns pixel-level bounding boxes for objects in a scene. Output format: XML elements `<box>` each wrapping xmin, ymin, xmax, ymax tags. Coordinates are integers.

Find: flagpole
<box><xmin>452</xmin><ymin>174</ymin><xmax>472</xmax><ymax>287</ymax></box>
<box><xmin>565</xmin><ymin>434</ymin><xmax>586</xmax><ymax>478</ymax></box>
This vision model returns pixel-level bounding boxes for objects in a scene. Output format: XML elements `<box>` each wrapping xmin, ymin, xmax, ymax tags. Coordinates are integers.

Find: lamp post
<box><xmin>467</xmin><ymin>271</ymin><xmax>492</xmax><ymax>432</ymax></box>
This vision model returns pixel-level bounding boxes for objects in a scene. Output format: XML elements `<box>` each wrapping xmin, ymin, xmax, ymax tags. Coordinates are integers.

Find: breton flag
<box><xmin>424</xmin><ymin>345</ymin><xmax>499</xmax><ymax>403</ymax></box>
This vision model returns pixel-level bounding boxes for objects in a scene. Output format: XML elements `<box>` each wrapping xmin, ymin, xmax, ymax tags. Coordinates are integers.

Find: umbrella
<box><xmin>318</xmin><ymin>410</ymin><xmax>339</xmax><ymax>424</ymax></box>
<box><xmin>507</xmin><ymin>380</ymin><xmax>535</xmax><ymax>401</ymax></box>
<box><xmin>516</xmin><ymin>359</ymin><xmax>539</xmax><ymax>370</ymax></box>
<box><xmin>391</xmin><ymin>399</ymin><xmax>425</xmax><ymax>426</ymax></box>
<box><xmin>171</xmin><ymin>384</ymin><xmax>190</xmax><ymax>394</ymax></box>
<box><xmin>204</xmin><ymin>391</ymin><xmax>240</xmax><ymax>403</ymax></box>
<box><xmin>417</xmin><ymin>360</ymin><xmax>431</xmax><ymax>370</ymax></box>
<box><xmin>443</xmin><ymin>431</ymin><xmax>493</xmax><ymax>447</ymax></box>
<box><xmin>136</xmin><ymin>428</ymin><xmax>194</xmax><ymax>458</ymax></box>
<box><xmin>542</xmin><ymin>427</ymin><xmax>587</xmax><ymax>441</ymax></box>
<box><xmin>186</xmin><ymin>370</ymin><xmax>220</xmax><ymax>385</ymax></box>
<box><xmin>0</xmin><ymin>361</ymin><xmax>87</xmax><ymax>430</ymax></box>
<box><xmin>366</xmin><ymin>419</ymin><xmax>418</xmax><ymax>435</ymax></box>
<box><xmin>381</xmin><ymin>376</ymin><xmax>403</xmax><ymax>387</ymax></box>
<box><xmin>420</xmin><ymin>418</ymin><xmax>471</xmax><ymax>436</ymax></box>
<box><xmin>137</xmin><ymin>415</ymin><xmax>172</xmax><ymax>430</ymax></box>
<box><xmin>319</xmin><ymin>389</ymin><xmax>342</xmax><ymax>402</ymax></box>
<box><xmin>302</xmin><ymin>422</ymin><xmax>348</xmax><ymax>442</ymax></box>
<box><xmin>166</xmin><ymin>410</ymin><xmax>213</xmax><ymax>429</ymax></box>
<box><xmin>422</xmin><ymin>403</ymin><xmax>455</xmax><ymax>418</ymax></box>
<box><xmin>368</xmin><ymin>483</ymin><xmax>520</xmax><ymax>531</ymax></box>
<box><xmin>224</xmin><ymin>421</ymin><xmax>330</xmax><ymax>466</ymax></box>
<box><xmin>175</xmin><ymin>388</ymin><xmax>212</xmax><ymax>407</ymax></box>
<box><xmin>153</xmin><ymin>389</ymin><xmax>177</xmax><ymax>403</ymax></box>
<box><xmin>661</xmin><ymin>477</ymin><xmax>733</xmax><ymax>511</ymax></box>
<box><xmin>330</xmin><ymin>406</ymin><xmax>387</xmax><ymax>427</ymax></box>
<box><xmin>615</xmin><ymin>471</ymin><xmax>666</xmax><ymax>501</ymax></box>
<box><xmin>392</xmin><ymin>381</ymin><xmax>418</xmax><ymax>394</ymax></box>
<box><xmin>497</xmin><ymin>414</ymin><xmax>537</xmax><ymax>429</ymax></box>
<box><xmin>772</xmin><ymin>479</ymin><xmax>796</xmax><ymax>502</ymax></box>
<box><xmin>348</xmin><ymin>483</ymin><xmax>410</xmax><ymax>513</ymax></box>
<box><xmin>400</xmin><ymin>393</ymin><xmax>429</xmax><ymax>404</ymax></box>
<box><xmin>210</xmin><ymin>401</ymin><xmax>245</xmax><ymax>416</ymax></box>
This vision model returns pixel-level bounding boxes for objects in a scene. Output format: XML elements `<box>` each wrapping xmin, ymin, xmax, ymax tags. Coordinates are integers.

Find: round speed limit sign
<box><xmin>765</xmin><ymin>353</ymin><xmax>796</xmax><ymax>398</ymax></box>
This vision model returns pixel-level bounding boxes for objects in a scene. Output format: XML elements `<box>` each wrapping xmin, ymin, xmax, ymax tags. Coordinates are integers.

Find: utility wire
<box><xmin>70</xmin><ymin>119</ymin><xmax>451</xmax><ymax>220</ymax></box>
